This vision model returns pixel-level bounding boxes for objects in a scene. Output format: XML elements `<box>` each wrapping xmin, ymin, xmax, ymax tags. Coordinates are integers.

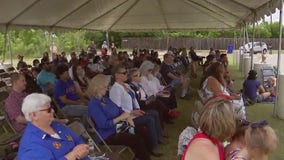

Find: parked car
<box><xmin>240</xmin><ymin>42</ymin><xmax>267</xmax><ymax>54</ymax></box>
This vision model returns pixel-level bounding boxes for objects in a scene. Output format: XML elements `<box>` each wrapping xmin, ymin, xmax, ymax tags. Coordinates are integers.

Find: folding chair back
<box><xmin>0</xmin><ymin>103</ymin><xmax>21</xmax><ymax>159</ymax></box>
<box><xmin>67</xmin><ymin>120</ymin><xmax>102</xmax><ymax>153</ymax></box>
<box><xmin>86</xmin><ymin>116</ymin><xmax>135</xmax><ymax>160</ymax></box>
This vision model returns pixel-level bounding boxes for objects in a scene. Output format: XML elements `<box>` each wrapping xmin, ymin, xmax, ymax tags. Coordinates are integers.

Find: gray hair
<box><xmin>139</xmin><ymin>60</ymin><xmax>154</xmax><ymax>76</ymax></box>
<box><xmin>22</xmin><ymin>93</ymin><xmax>51</xmax><ymax>121</ymax></box>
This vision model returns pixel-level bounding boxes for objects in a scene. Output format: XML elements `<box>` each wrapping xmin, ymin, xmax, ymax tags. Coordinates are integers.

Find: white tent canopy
<box><xmin>0</xmin><ymin>0</ymin><xmax>280</xmax><ymax>32</ymax></box>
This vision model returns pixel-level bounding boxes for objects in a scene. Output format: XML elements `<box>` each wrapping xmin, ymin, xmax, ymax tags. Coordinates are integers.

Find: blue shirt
<box><xmin>88</xmin><ymin>97</ymin><xmax>124</xmax><ymax>142</ymax></box>
<box><xmin>54</xmin><ymin>78</ymin><xmax>79</xmax><ymax>108</ymax></box>
<box><xmin>243</xmin><ymin>79</ymin><xmax>260</xmax><ymax>100</ymax></box>
<box><xmin>18</xmin><ymin>121</ymin><xmax>89</xmax><ymax>160</ymax></box>
<box><xmin>37</xmin><ymin>70</ymin><xmax>56</xmax><ymax>93</ymax></box>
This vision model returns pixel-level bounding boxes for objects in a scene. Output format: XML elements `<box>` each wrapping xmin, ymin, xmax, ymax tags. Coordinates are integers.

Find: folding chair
<box><xmin>5</xmin><ymin>67</ymin><xmax>16</xmax><ymax>74</ymax></box>
<box><xmin>0</xmin><ymin>102</ymin><xmax>21</xmax><ymax>159</ymax></box>
<box><xmin>86</xmin><ymin>116</ymin><xmax>135</xmax><ymax>160</ymax></box>
<box><xmin>68</xmin><ymin>120</ymin><xmax>121</xmax><ymax>159</ymax></box>
<box><xmin>67</xmin><ymin>120</ymin><xmax>102</xmax><ymax>153</ymax></box>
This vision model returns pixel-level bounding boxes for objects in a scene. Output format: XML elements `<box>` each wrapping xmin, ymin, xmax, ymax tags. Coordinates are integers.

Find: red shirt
<box><xmin>182</xmin><ymin>132</ymin><xmax>224</xmax><ymax>160</ymax></box>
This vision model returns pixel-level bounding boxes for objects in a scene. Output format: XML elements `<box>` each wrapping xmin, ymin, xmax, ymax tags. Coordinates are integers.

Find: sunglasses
<box><xmin>38</xmin><ymin>107</ymin><xmax>53</xmax><ymax>113</ymax></box>
<box><xmin>239</xmin><ymin>119</ymin><xmax>250</xmax><ymax>126</ymax></box>
<box><xmin>250</xmin><ymin>120</ymin><xmax>268</xmax><ymax>128</ymax></box>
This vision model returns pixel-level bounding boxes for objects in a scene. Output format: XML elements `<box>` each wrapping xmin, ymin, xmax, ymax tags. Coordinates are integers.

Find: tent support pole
<box><xmin>2</xmin><ymin>26</ymin><xmax>8</xmax><ymax>64</ymax></box>
<box><xmin>77</xmin><ymin>30</ymin><xmax>81</xmax><ymax>52</ymax></box>
<box><xmin>274</xmin><ymin>0</ymin><xmax>283</xmax><ymax>117</ymax></box>
<box><xmin>251</xmin><ymin>15</ymin><xmax>256</xmax><ymax>70</ymax></box>
<box><xmin>106</xmin><ymin>31</ymin><xmax>110</xmax><ymax>51</ymax></box>
<box><xmin>8</xmin><ymin>32</ymin><xmax>12</xmax><ymax>65</ymax></box>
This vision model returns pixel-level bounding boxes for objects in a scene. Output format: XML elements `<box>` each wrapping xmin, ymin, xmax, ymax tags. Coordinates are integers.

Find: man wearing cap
<box><xmin>160</xmin><ymin>53</ymin><xmax>190</xmax><ymax>98</ymax></box>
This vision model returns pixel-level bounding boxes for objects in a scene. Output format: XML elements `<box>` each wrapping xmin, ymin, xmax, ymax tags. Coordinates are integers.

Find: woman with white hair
<box><xmin>139</xmin><ymin>60</ymin><xmax>179</xmax><ymax>117</ymax></box>
<box><xmin>18</xmin><ymin>93</ymin><xmax>90</xmax><ymax>160</ymax></box>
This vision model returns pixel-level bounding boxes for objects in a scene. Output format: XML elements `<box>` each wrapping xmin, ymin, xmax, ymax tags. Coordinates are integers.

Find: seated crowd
<box><xmin>4</xmin><ymin>45</ymin><xmax>278</xmax><ymax>160</ymax></box>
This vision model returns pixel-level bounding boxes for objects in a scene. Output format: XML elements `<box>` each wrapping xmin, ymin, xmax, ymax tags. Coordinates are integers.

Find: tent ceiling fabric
<box><xmin>0</xmin><ymin>0</ymin><xmax>280</xmax><ymax>31</ymax></box>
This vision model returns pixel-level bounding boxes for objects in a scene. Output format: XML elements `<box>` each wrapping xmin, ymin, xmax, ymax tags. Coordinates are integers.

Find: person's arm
<box><xmin>258</xmin><ymin>84</ymin><xmax>266</xmax><ymax>93</ymax></box>
<box><xmin>89</xmin><ymin>99</ymin><xmax>116</xmax><ymax>129</ymax></box>
<box><xmin>15</xmin><ymin>115</ymin><xmax>27</xmax><ymax>124</ymax></box>
<box><xmin>167</xmin><ymin>72</ymin><xmax>180</xmax><ymax>80</ymax></box>
<box><xmin>113</xmin><ymin>112</ymin><xmax>130</xmax><ymax>124</ymax></box>
<box><xmin>74</xmin><ymin>81</ymin><xmax>88</xmax><ymax>103</ymax></box>
<box><xmin>5</xmin><ymin>99</ymin><xmax>27</xmax><ymax>125</ymax></box>
<box><xmin>59</xmin><ymin>95</ymin><xmax>85</xmax><ymax>105</ymax></box>
<box><xmin>109</xmin><ymin>84</ymin><xmax>123</xmax><ymax>107</ymax></box>
<box><xmin>207</xmin><ymin>77</ymin><xmax>223</xmax><ymax>95</ymax></box>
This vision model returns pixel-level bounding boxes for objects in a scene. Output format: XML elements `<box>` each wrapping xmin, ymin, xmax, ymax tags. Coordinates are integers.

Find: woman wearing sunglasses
<box><xmin>18</xmin><ymin>93</ymin><xmax>90</xmax><ymax>160</ymax></box>
<box><xmin>110</xmin><ymin>66</ymin><xmax>164</xmax><ymax>157</ymax></box>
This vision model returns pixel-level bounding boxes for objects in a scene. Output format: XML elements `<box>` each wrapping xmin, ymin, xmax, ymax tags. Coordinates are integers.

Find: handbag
<box><xmin>145</xmin><ymin>95</ymin><xmax>156</xmax><ymax>105</ymax></box>
<box><xmin>116</xmin><ymin>121</ymin><xmax>133</xmax><ymax>134</ymax></box>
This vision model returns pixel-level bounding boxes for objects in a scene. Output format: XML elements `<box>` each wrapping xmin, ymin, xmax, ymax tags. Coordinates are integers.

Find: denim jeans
<box><xmin>133</xmin><ymin>110</ymin><xmax>162</xmax><ymax>150</ymax></box>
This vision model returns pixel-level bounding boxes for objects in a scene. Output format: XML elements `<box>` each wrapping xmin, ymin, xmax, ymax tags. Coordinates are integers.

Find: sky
<box><xmin>263</xmin><ymin>8</ymin><xmax>281</xmax><ymax>23</ymax></box>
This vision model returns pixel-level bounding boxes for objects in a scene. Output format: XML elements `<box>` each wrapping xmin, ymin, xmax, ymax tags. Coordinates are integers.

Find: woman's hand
<box><xmin>230</xmin><ymin>93</ymin><xmax>241</xmax><ymax>100</ymax></box>
<box><xmin>131</xmin><ymin>109</ymin><xmax>145</xmax><ymax>117</ymax></box>
<box><xmin>65</xmin><ymin>144</ymin><xmax>89</xmax><ymax>160</ymax></box>
<box><xmin>119</xmin><ymin>112</ymin><xmax>130</xmax><ymax>120</ymax></box>
<box><xmin>114</xmin><ymin>112</ymin><xmax>130</xmax><ymax>124</ymax></box>
<box><xmin>126</xmin><ymin>117</ymin><xmax>135</xmax><ymax>127</ymax></box>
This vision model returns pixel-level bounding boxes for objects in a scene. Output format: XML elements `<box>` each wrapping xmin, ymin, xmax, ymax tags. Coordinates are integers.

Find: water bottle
<box><xmin>129</xmin><ymin>126</ymin><xmax>135</xmax><ymax>134</ymax></box>
<box><xmin>88</xmin><ymin>138</ymin><xmax>96</xmax><ymax>157</ymax></box>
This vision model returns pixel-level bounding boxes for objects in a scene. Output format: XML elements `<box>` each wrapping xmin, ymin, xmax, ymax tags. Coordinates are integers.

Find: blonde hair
<box><xmin>268</xmin><ymin>76</ymin><xmax>276</xmax><ymax>86</ymax></box>
<box><xmin>87</xmin><ymin>74</ymin><xmax>110</xmax><ymax>99</ymax></box>
<box><xmin>199</xmin><ymin>97</ymin><xmax>236</xmax><ymax>142</ymax></box>
<box><xmin>245</xmin><ymin>124</ymin><xmax>278</xmax><ymax>154</ymax></box>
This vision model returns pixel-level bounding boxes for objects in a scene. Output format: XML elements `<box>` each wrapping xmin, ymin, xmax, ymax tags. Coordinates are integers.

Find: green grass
<box><xmin>154</xmin><ymin>54</ymin><xmax>283</xmax><ymax>160</ymax></box>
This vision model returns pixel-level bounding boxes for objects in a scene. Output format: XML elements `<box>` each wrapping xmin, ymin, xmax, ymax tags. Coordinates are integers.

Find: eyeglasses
<box><xmin>239</xmin><ymin>119</ymin><xmax>250</xmax><ymax>126</ymax></box>
<box><xmin>250</xmin><ymin>120</ymin><xmax>268</xmax><ymax>128</ymax></box>
<box><xmin>38</xmin><ymin>107</ymin><xmax>53</xmax><ymax>113</ymax></box>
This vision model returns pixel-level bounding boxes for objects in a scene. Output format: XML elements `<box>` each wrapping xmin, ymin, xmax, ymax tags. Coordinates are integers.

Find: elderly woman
<box><xmin>200</xmin><ymin>62</ymin><xmax>246</xmax><ymax>119</ymax></box>
<box><xmin>87</xmin><ymin>74</ymin><xmax>151</xmax><ymax>160</ymax></box>
<box><xmin>127</xmin><ymin>68</ymin><xmax>174</xmax><ymax>126</ymax></box>
<box><xmin>139</xmin><ymin>60</ymin><xmax>179</xmax><ymax>117</ymax></box>
<box><xmin>182</xmin><ymin>97</ymin><xmax>236</xmax><ymax>160</ymax></box>
<box><xmin>109</xmin><ymin>67</ymin><xmax>163</xmax><ymax>157</ymax></box>
<box><xmin>18</xmin><ymin>93</ymin><xmax>89</xmax><ymax>160</ymax></box>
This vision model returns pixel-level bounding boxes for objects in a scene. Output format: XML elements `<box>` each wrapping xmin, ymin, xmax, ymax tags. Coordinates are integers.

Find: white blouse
<box><xmin>140</xmin><ymin>75</ymin><xmax>164</xmax><ymax>96</ymax></box>
<box><xmin>109</xmin><ymin>82</ymin><xmax>140</xmax><ymax>113</ymax></box>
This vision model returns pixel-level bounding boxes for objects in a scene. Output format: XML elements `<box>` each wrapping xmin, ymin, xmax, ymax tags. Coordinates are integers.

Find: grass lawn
<box><xmin>154</xmin><ymin>54</ymin><xmax>283</xmax><ymax>160</ymax></box>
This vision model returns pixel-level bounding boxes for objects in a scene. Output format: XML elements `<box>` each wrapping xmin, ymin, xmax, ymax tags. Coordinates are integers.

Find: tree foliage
<box><xmin>0</xmin><ymin>22</ymin><xmax>283</xmax><ymax>59</ymax></box>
